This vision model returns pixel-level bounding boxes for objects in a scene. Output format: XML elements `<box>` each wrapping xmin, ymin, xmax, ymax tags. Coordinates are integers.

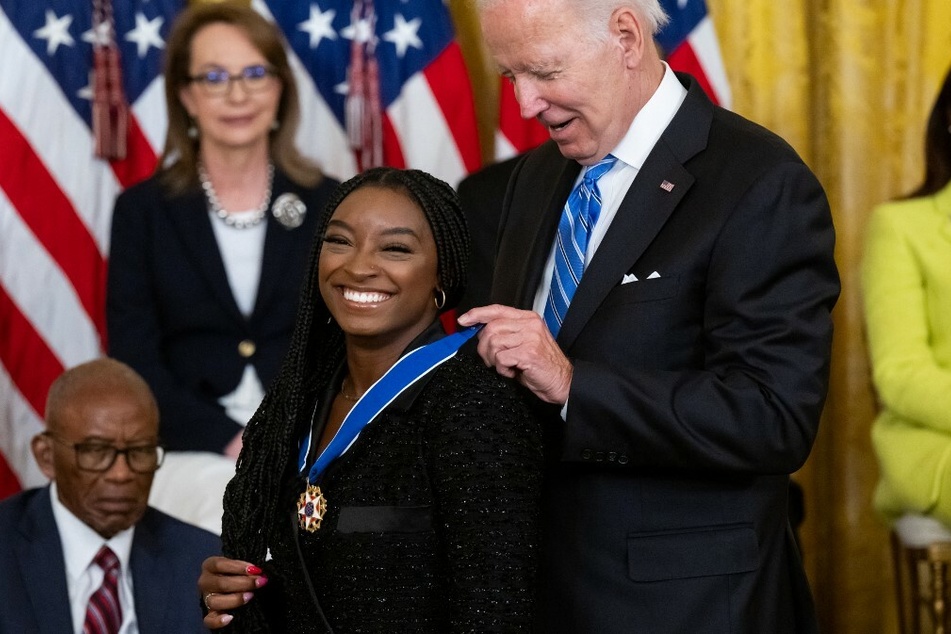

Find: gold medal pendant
<box><xmin>297</xmin><ymin>484</ymin><xmax>327</xmax><ymax>532</ymax></box>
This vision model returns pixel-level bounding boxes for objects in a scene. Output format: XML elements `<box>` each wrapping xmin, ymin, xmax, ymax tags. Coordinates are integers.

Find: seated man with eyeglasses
<box><xmin>0</xmin><ymin>358</ymin><xmax>220</xmax><ymax>634</ymax></box>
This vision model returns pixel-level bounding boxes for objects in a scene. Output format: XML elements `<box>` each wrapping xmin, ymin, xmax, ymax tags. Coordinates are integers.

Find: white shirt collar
<box><xmin>610</xmin><ymin>62</ymin><xmax>687</xmax><ymax>171</ymax></box>
<box><xmin>49</xmin><ymin>481</ymin><xmax>135</xmax><ymax>582</ymax></box>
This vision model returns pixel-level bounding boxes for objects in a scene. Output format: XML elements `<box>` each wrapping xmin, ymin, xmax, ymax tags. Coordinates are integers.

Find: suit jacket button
<box><xmin>581</xmin><ymin>449</ymin><xmax>592</xmax><ymax>460</ymax></box>
<box><xmin>617</xmin><ymin>454</ymin><xmax>629</xmax><ymax>465</ymax></box>
<box><xmin>595</xmin><ymin>451</ymin><xmax>605</xmax><ymax>462</ymax></box>
<box><xmin>238</xmin><ymin>339</ymin><xmax>256</xmax><ymax>358</ymax></box>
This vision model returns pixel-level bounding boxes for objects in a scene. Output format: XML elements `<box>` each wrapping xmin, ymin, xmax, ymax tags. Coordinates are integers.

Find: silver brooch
<box><xmin>271</xmin><ymin>193</ymin><xmax>307</xmax><ymax>229</ymax></box>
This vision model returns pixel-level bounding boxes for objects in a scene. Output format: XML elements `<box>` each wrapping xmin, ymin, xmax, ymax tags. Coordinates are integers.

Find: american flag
<box><xmin>655</xmin><ymin>0</ymin><xmax>731</xmax><ymax>109</ymax></box>
<box><xmin>0</xmin><ymin>0</ymin><xmax>481</xmax><ymax>498</ymax></box>
<box><xmin>0</xmin><ymin>0</ymin><xmax>179</xmax><ymax>497</ymax></box>
<box><xmin>258</xmin><ymin>0</ymin><xmax>481</xmax><ymax>184</ymax></box>
<box><xmin>494</xmin><ymin>0</ymin><xmax>731</xmax><ymax>160</ymax></box>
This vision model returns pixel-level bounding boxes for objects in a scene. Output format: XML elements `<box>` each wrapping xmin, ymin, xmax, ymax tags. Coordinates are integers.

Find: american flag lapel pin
<box><xmin>660</xmin><ymin>180</ymin><xmax>675</xmax><ymax>192</ymax></box>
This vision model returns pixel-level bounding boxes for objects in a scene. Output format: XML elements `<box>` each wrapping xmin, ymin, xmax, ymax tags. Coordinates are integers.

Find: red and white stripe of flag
<box><xmin>0</xmin><ymin>7</ymin><xmax>163</xmax><ymax>495</ymax></box>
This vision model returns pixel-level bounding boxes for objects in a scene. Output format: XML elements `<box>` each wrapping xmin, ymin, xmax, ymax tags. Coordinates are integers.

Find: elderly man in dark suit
<box><xmin>458</xmin><ymin>0</ymin><xmax>839</xmax><ymax>632</ymax></box>
<box><xmin>0</xmin><ymin>358</ymin><xmax>219</xmax><ymax>633</ymax></box>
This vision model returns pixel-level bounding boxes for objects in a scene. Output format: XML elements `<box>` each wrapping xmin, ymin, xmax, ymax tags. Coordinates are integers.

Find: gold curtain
<box><xmin>452</xmin><ymin>0</ymin><xmax>951</xmax><ymax>631</ymax></box>
<box><xmin>707</xmin><ymin>1</ymin><xmax>950</xmax><ymax>631</ymax></box>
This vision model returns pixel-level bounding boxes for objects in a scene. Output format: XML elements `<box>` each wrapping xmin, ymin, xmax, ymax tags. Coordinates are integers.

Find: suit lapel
<box><xmin>493</xmin><ymin>150</ymin><xmax>580</xmax><ymax>309</ymax></box>
<box><xmin>557</xmin><ymin>74</ymin><xmax>713</xmax><ymax>351</ymax></box>
<box><xmin>253</xmin><ymin>172</ymin><xmax>310</xmax><ymax>315</ymax></box>
<box><xmin>519</xmin><ymin>161</ymin><xmax>579</xmax><ymax>308</ymax></box>
<box><xmin>130</xmin><ymin>510</ymin><xmax>170</xmax><ymax>634</ymax></box>
<box><xmin>17</xmin><ymin>487</ymin><xmax>75</xmax><ymax>634</ymax></box>
<box><xmin>167</xmin><ymin>189</ymin><xmax>246</xmax><ymax>323</ymax></box>
<box><xmin>557</xmin><ymin>146</ymin><xmax>693</xmax><ymax>349</ymax></box>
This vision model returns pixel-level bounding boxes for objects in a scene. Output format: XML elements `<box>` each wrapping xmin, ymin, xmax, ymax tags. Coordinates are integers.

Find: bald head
<box><xmin>45</xmin><ymin>358</ymin><xmax>157</xmax><ymax>434</ymax></box>
<box><xmin>35</xmin><ymin>358</ymin><xmax>160</xmax><ymax>538</ymax></box>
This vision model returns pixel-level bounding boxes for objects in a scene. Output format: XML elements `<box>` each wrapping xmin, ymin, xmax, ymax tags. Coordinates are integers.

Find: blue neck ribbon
<box><xmin>298</xmin><ymin>325</ymin><xmax>481</xmax><ymax>483</ymax></box>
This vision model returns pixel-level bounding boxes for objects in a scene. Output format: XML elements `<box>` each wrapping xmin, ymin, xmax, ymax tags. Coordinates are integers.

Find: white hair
<box><xmin>472</xmin><ymin>0</ymin><xmax>669</xmax><ymax>37</ymax></box>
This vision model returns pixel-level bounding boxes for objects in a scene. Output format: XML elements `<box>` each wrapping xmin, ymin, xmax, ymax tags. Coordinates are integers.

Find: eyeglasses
<box><xmin>44</xmin><ymin>432</ymin><xmax>165</xmax><ymax>473</ymax></box>
<box><xmin>188</xmin><ymin>64</ymin><xmax>277</xmax><ymax>97</ymax></box>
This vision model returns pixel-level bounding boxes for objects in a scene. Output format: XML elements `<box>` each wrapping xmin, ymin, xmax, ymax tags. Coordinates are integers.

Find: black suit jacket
<box><xmin>0</xmin><ymin>486</ymin><xmax>220</xmax><ymax>634</ymax></box>
<box><xmin>492</xmin><ymin>74</ymin><xmax>838</xmax><ymax>633</ymax></box>
<box><xmin>107</xmin><ymin>170</ymin><xmax>337</xmax><ymax>451</ymax></box>
<box><xmin>456</xmin><ymin>156</ymin><xmax>521</xmax><ymax>312</ymax></box>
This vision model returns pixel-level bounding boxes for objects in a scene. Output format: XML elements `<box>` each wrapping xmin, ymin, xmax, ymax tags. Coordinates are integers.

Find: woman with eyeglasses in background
<box><xmin>106</xmin><ymin>2</ymin><xmax>338</xmax><ymax>533</ymax></box>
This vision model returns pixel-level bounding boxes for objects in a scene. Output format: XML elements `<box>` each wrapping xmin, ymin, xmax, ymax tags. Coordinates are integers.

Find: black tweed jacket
<box><xmin>248</xmin><ymin>351</ymin><xmax>543</xmax><ymax>633</ymax></box>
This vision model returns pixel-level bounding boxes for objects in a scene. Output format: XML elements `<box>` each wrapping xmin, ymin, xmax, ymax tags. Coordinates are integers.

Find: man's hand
<box><xmin>458</xmin><ymin>304</ymin><xmax>572</xmax><ymax>405</ymax></box>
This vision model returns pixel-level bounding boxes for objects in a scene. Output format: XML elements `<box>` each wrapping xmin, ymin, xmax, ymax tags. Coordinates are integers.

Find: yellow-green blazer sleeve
<box><xmin>862</xmin><ymin>189</ymin><xmax>951</xmax><ymax>429</ymax></box>
<box><xmin>862</xmin><ymin>183</ymin><xmax>951</xmax><ymax>520</ymax></box>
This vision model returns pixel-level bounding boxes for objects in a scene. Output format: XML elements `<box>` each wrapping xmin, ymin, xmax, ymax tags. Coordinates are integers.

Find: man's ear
<box><xmin>31</xmin><ymin>432</ymin><xmax>55</xmax><ymax>480</ymax></box>
<box><xmin>613</xmin><ymin>7</ymin><xmax>647</xmax><ymax>69</ymax></box>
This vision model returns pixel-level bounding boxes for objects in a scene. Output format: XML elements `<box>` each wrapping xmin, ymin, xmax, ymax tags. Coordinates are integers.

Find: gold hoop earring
<box><xmin>434</xmin><ymin>289</ymin><xmax>446</xmax><ymax>310</ymax></box>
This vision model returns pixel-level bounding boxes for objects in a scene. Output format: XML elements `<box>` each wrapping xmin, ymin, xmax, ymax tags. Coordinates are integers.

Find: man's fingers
<box><xmin>459</xmin><ymin>303</ymin><xmax>533</xmax><ymax>327</ymax></box>
<box><xmin>465</xmin><ymin>305</ymin><xmax>571</xmax><ymax>402</ymax></box>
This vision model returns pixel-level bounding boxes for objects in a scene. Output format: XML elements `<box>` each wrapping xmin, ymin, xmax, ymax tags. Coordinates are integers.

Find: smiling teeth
<box><xmin>344</xmin><ymin>289</ymin><xmax>390</xmax><ymax>304</ymax></box>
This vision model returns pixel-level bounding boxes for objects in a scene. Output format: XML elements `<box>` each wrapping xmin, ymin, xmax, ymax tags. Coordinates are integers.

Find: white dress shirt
<box><xmin>50</xmin><ymin>481</ymin><xmax>138</xmax><ymax>634</ymax></box>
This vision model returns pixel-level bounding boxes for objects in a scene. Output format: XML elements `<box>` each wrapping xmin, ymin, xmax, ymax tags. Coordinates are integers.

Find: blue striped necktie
<box><xmin>543</xmin><ymin>154</ymin><xmax>617</xmax><ymax>337</ymax></box>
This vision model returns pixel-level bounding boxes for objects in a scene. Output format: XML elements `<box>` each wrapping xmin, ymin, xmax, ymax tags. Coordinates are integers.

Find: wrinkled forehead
<box><xmin>480</xmin><ymin>1</ymin><xmax>594</xmax><ymax>67</ymax></box>
<box><xmin>51</xmin><ymin>385</ymin><xmax>158</xmax><ymax>440</ymax></box>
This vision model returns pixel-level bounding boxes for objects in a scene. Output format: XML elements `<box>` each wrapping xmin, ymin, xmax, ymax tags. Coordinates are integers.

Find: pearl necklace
<box><xmin>198</xmin><ymin>161</ymin><xmax>274</xmax><ymax>230</ymax></box>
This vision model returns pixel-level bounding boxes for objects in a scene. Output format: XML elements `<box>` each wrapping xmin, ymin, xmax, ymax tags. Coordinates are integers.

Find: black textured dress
<box><xmin>256</xmin><ymin>349</ymin><xmax>543</xmax><ymax>633</ymax></box>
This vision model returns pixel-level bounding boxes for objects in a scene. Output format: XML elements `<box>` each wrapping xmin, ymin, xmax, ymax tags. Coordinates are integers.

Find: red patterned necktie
<box><xmin>83</xmin><ymin>546</ymin><xmax>122</xmax><ymax>634</ymax></box>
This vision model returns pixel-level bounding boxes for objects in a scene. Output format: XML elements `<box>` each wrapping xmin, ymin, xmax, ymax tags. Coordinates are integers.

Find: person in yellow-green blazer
<box><xmin>863</xmin><ymin>64</ymin><xmax>951</xmax><ymax>526</ymax></box>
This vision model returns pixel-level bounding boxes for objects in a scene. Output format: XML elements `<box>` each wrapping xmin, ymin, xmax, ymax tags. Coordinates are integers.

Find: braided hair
<box><xmin>221</xmin><ymin>167</ymin><xmax>469</xmax><ymax>630</ymax></box>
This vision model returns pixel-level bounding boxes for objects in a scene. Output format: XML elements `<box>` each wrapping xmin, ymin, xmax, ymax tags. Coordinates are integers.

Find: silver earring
<box><xmin>434</xmin><ymin>289</ymin><xmax>446</xmax><ymax>310</ymax></box>
<box><xmin>188</xmin><ymin>124</ymin><xmax>198</xmax><ymax>139</ymax></box>
<box><xmin>271</xmin><ymin>119</ymin><xmax>280</xmax><ymax>131</ymax></box>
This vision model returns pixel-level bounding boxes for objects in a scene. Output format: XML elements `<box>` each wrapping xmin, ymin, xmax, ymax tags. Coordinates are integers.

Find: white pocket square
<box><xmin>622</xmin><ymin>273</ymin><xmax>638</xmax><ymax>285</ymax></box>
<box><xmin>646</xmin><ymin>271</ymin><xmax>661</xmax><ymax>279</ymax></box>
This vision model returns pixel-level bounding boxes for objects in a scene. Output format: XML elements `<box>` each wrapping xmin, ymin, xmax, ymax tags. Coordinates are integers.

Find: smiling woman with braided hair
<box><xmin>198</xmin><ymin>167</ymin><xmax>543</xmax><ymax>633</ymax></box>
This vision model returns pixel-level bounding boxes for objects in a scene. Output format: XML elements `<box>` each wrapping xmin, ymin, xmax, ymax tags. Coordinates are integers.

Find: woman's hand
<box><xmin>198</xmin><ymin>556</ymin><xmax>268</xmax><ymax>629</ymax></box>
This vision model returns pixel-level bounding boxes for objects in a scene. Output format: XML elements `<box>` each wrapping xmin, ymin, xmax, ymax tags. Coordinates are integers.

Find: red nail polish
<box><xmin>247</xmin><ymin>564</ymin><xmax>262</xmax><ymax>575</ymax></box>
